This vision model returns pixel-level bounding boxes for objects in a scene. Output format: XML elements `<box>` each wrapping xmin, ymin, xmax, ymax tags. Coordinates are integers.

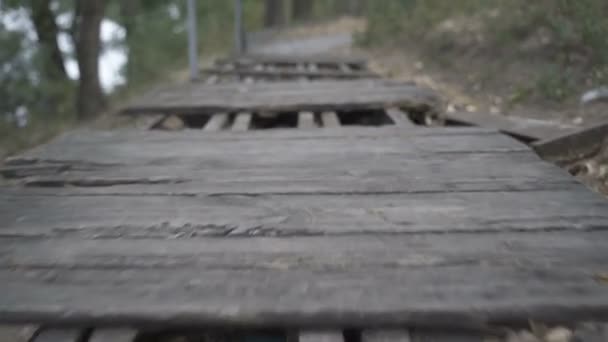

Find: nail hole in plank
<box><xmin>232</xmin><ymin>112</ymin><xmax>253</xmax><ymax>131</ymax></box>
<box><xmin>203</xmin><ymin>113</ymin><xmax>230</xmax><ymax>132</ymax></box>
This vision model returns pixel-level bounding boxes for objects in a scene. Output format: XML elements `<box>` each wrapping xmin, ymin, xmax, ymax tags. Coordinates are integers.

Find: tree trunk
<box><xmin>291</xmin><ymin>0</ymin><xmax>313</xmax><ymax>22</ymax></box>
<box><xmin>264</xmin><ymin>0</ymin><xmax>284</xmax><ymax>28</ymax></box>
<box><xmin>28</xmin><ymin>0</ymin><xmax>68</xmax><ymax>82</ymax></box>
<box><xmin>74</xmin><ymin>0</ymin><xmax>106</xmax><ymax>120</ymax></box>
<box><xmin>120</xmin><ymin>0</ymin><xmax>140</xmax><ymax>85</ymax></box>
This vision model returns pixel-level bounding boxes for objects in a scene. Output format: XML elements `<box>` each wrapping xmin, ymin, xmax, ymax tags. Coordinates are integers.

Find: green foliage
<box><xmin>362</xmin><ymin>0</ymin><xmax>608</xmax><ymax>103</ymax></box>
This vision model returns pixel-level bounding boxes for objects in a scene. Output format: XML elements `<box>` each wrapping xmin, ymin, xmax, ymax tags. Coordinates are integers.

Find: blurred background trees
<box><xmin>1</xmin><ymin>0</ymin><xmax>607</xmax><ymax>156</ymax></box>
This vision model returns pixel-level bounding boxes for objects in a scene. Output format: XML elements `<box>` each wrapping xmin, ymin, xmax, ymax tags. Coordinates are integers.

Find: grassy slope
<box><xmin>360</xmin><ymin>0</ymin><xmax>608</xmax><ymax>124</ymax></box>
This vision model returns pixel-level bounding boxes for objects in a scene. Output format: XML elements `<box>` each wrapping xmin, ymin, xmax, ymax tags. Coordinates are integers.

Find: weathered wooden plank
<box><xmin>231</xmin><ymin>112</ymin><xmax>252</xmax><ymax>132</ymax></box>
<box><xmin>122</xmin><ymin>81</ymin><xmax>440</xmax><ymax>117</ymax></box>
<box><xmin>320</xmin><ymin>112</ymin><xmax>340</xmax><ymax>128</ymax></box>
<box><xmin>3</xmin><ymin>151</ymin><xmax>578</xmax><ymax>195</ymax></box>
<box><xmin>410</xmin><ymin>330</ymin><xmax>483</xmax><ymax>342</ymax></box>
<box><xmin>203</xmin><ymin>113</ymin><xmax>230</xmax><ymax>132</ymax></box>
<box><xmin>202</xmin><ymin>68</ymin><xmax>377</xmax><ymax>80</ymax></box>
<box><xmin>533</xmin><ymin>120</ymin><xmax>608</xmax><ymax>163</ymax></box>
<box><xmin>88</xmin><ymin>329</ymin><xmax>138</xmax><ymax>342</ymax></box>
<box><xmin>31</xmin><ymin>329</ymin><xmax>85</xmax><ymax>342</ymax></box>
<box><xmin>298</xmin><ymin>331</ymin><xmax>343</xmax><ymax>342</ymax></box>
<box><xmin>385</xmin><ymin>108</ymin><xmax>415</xmax><ymax>128</ymax></box>
<box><xmin>217</xmin><ymin>54</ymin><xmax>368</xmax><ymax>69</ymax></box>
<box><xmin>297</xmin><ymin>112</ymin><xmax>317</xmax><ymax>129</ymax></box>
<box><xmin>0</xmin><ymin>189</ymin><xmax>605</xmax><ymax>237</ymax></box>
<box><xmin>362</xmin><ymin>330</ymin><xmax>410</xmax><ymax>342</ymax></box>
<box><xmin>5</xmin><ymin>128</ymin><xmax>530</xmax><ymax>168</ymax></box>
<box><xmin>1</xmin><ymin>230</ymin><xmax>608</xmax><ymax>326</ymax></box>
<box><xmin>446</xmin><ymin>111</ymin><xmax>577</xmax><ymax>141</ymax></box>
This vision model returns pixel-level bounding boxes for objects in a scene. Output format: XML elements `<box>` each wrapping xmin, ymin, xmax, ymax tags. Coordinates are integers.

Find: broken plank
<box><xmin>203</xmin><ymin>113</ymin><xmax>230</xmax><ymax>132</ymax></box>
<box><xmin>297</xmin><ymin>112</ymin><xmax>317</xmax><ymax>129</ymax></box>
<box><xmin>446</xmin><ymin>111</ymin><xmax>578</xmax><ymax>142</ymax></box>
<box><xmin>320</xmin><ymin>112</ymin><xmax>340</xmax><ymax>128</ymax></box>
<box><xmin>385</xmin><ymin>108</ymin><xmax>415</xmax><ymax>128</ymax></box>
<box><xmin>231</xmin><ymin>112</ymin><xmax>252</xmax><ymax>132</ymax></box>
<box><xmin>533</xmin><ymin>120</ymin><xmax>608</xmax><ymax>163</ymax></box>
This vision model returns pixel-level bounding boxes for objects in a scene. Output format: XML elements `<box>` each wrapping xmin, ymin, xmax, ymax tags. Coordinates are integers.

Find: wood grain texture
<box><xmin>2</xmin><ymin>125</ymin><xmax>608</xmax><ymax>328</ymax></box>
<box><xmin>1</xmin><ymin>231</ymin><xmax>608</xmax><ymax>326</ymax></box>
<box><xmin>0</xmin><ymin>127</ymin><xmax>577</xmax><ymax>195</ymax></box>
<box><xmin>1</xmin><ymin>189</ymin><xmax>606</xmax><ymax>237</ymax></box>
<box><xmin>122</xmin><ymin>81</ymin><xmax>440</xmax><ymax>117</ymax></box>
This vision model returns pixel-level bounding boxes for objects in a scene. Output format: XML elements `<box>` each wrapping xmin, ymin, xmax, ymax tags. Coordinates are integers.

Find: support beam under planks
<box><xmin>231</xmin><ymin>112</ymin><xmax>252</xmax><ymax>131</ymax></box>
<box><xmin>31</xmin><ymin>329</ymin><xmax>87</xmax><ymax>342</ymax></box>
<box><xmin>298</xmin><ymin>112</ymin><xmax>317</xmax><ymax>129</ymax></box>
<box><xmin>203</xmin><ymin>113</ymin><xmax>230</xmax><ymax>132</ymax></box>
<box><xmin>298</xmin><ymin>331</ymin><xmax>344</xmax><ymax>342</ymax></box>
<box><xmin>409</xmin><ymin>330</ymin><xmax>484</xmax><ymax>342</ymax></box>
<box><xmin>386</xmin><ymin>107</ymin><xmax>415</xmax><ymax>128</ymax></box>
<box><xmin>362</xmin><ymin>330</ymin><xmax>411</xmax><ymax>342</ymax></box>
<box><xmin>321</xmin><ymin>111</ymin><xmax>341</xmax><ymax>128</ymax></box>
<box><xmin>88</xmin><ymin>329</ymin><xmax>138</xmax><ymax>342</ymax></box>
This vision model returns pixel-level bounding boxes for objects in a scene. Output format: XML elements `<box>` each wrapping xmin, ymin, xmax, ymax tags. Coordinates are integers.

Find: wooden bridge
<box><xmin>1</xmin><ymin>54</ymin><xmax>607</xmax><ymax>342</ymax></box>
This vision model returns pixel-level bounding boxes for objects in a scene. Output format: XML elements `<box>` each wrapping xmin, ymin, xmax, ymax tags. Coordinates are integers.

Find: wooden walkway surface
<box><xmin>1</xmin><ymin>125</ymin><xmax>608</xmax><ymax>329</ymax></box>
